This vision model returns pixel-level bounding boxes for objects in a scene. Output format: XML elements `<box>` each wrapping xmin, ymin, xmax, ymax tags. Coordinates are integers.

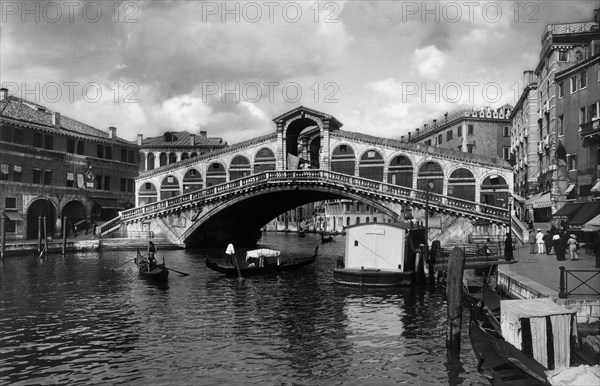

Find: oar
<box><xmin>110</xmin><ymin>258</ymin><xmax>135</xmax><ymax>271</ymax></box>
<box><xmin>165</xmin><ymin>267</ymin><xmax>190</xmax><ymax>276</ymax></box>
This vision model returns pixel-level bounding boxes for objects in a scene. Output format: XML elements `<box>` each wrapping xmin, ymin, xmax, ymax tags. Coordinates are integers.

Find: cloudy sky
<box><xmin>1</xmin><ymin>0</ymin><xmax>597</xmax><ymax>143</ymax></box>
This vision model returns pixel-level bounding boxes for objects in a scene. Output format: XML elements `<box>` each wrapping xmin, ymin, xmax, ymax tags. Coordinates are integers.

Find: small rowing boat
<box><xmin>134</xmin><ymin>250</ymin><xmax>169</xmax><ymax>282</ymax></box>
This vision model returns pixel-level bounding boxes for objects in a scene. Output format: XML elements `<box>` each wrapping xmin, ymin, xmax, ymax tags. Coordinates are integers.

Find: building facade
<box><xmin>0</xmin><ymin>88</ymin><xmax>139</xmax><ymax>240</ymax></box>
<box><xmin>407</xmin><ymin>106</ymin><xmax>513</xmax><ymax>161</ymax></box>
<box><xmin>317</xmin><ymin>199</ymin><xmax>395</xmax><ymax>233</ymax></box>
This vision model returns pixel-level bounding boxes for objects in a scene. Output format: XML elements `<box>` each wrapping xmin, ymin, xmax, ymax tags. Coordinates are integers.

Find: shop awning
<box><xmin>527</xmin><ymin>192</ymin><xmax>552</xmax><ymax>208</ymax></box>
<box><xmin>552</xmin><ymin>203</ymin><xmax>584</xmax><ymax>220</ymax></box>
<box><xmin>570</xmin><ymin>202</ymin><xmax>600</xmax><ymax>227</ymax></box>
<box><xmin>93</xmin><ymin>198</ymin><xmax>125</xmax><ymax>210</ymax></box>
<box><xmin>4</xmin><ymin>211</ymin><xmax>24</xmax><ymax>221</ymax></box>
<box><xmin>565</xmin><ymin>184</ymin><xmax>575</xmax><ymax>194</ymax></box>
<box><xmin>581</xmin><ymin>213</ymin><xmax>600</xmax><ymax>232</ymax></box>
<box><xmin>512</xmin><ymin>193</ymin><xmax>526</xmax><ymax>203</ymax></box>
<box><xmin>591</xmin><ymin>180</ymin><xmax>600</xmax><ymax>193</ymax></box>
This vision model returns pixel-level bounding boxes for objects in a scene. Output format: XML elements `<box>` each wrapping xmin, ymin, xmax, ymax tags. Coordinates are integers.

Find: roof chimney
<box><xmin>0</xmin><ymin>88</ymin><xmax>7</xmax><ymax>101</ymax></box>
<box><xmin>424</xmin><ymin>124</ymin><xmax>428</xmax><ymax>131</ymax></box>
<box><xmin>416</xmin><ymin>128</ymin><xmax>420</xmax><ymax>136</ymax></box>
<box><xmin>137</xmin><ymin>134</ymin><xmax>143</xmax><ymax>146</ymax></box>
<box><xmin>407</xmin><ymin>132</ymin><xmax>411</xmax><ymax>141</ymax></box>
<box><xmin>190</xmin><ymin>133</ymin><xmax>196</xmax><ymax>145</ymax></box>
<box><xmin>108</xmin><ymin>126</ymin><xmax>116</xmax><ymax>139</ymax></box>
<box><xmin>401</xmin><ymin>135</ymin><xmax>405</xmax><ymax>142</ymax></box>
<box><xmin>444</xmin><ymin>112</ymin><xmax>448</xmax><ymax>122</ymax></box>
<box><xmin>52</xmin><ymin>112</ymin><xmax>61</xmax><ymax>127</ymax></box>
<box><xmin>433</xmin><ymin>119</ymin><xmax>437</xmax><ymax>127</ymax></box>
<box><xmin>200</xmin><ymin>131</ymin><xmax>207</xmax><ymax>138</ymax></box>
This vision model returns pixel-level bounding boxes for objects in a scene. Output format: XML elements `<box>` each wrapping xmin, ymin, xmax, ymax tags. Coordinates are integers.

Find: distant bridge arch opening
<box><xmin>230</xmin><ymin>155</ymin><xmax>251</xmax><ymax>180</ymax></box>
<box><xmin>331</xmin><ymin>144</ymin><xmax>355</xmax><ymax>176</ymax></box>
<box><xmin>417</xmin><ymin>161</ymin><xmax>444</xmax><ymax>194</ymax></box>
<box><xmin>448</xmin><ymin>168</ymin><xmax>476</xmax><ymax>202</ymax></box>
<box><xmin>481</xmin><ymin>175</ymin><xmax>509</xmax><ymax>208</ymax></box>
<box><xmin>254</xmin><ymin>148</ymin><xmax>276</xmax><ymax>173</ymax></box>
<box><xmin>388</xmin><ymin>155</ymin><xmax>413</xmax><ymax>188</ymax></box>
<box><xmin>206</xmin><ymin>162</ymin><xmax>226</xmax><ymax>187</ymax></box>
<box><xmin>160</xmin><ymin>175</ymin><xmax>180</xmax><ymax>200</ymax></box>
<box><xmin>139</xmin><ymin>181</ymin><xmax>158</xmax><ymax>206</ymax></box>
<box><xmin>183</xmin><ymin>169</ymin><xmax>203</xmax><ymax>193</ymax></box>
<box><xmin>359</xmin><ymin>149</ymin><xmax>384</xmax><ymax>181</ymax></box>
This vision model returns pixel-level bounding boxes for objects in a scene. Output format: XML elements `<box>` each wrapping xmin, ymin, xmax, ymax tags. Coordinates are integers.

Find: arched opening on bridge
<box><xmin>61</xmin><ymin>200</ymin><xmax>87</xmax><ymax>224</ymax></box>
<box><xmin>331</xmin><ymin>144</ymin><xmax>355</xmax><ymax>175</ymax></box>
<box><xmin>27</xmin><ymin>198</ymin><xmax>56</xmax><ymax>239</ymax></box>
<box><xmin>168</xmin><ymin>153</ymin><xmax>177</xmax><ymax>164</ymax></box>
<box><xmin>254</xmin><ymin>148</ymin><xmax>276</xmax><ymax>173</ymax></box>
<box><xmin>183</xmin><ymin>169</ymin><xmax>203</xmax><ymax>193</ymax></box>
<box><xmin>206</xmin><ymin>162</ymin><xmax>226</xmax><ymax>187</ymax></box>
<box><xmin>480</xmin><ymin>175</ymin><xmax>509</xmax><ymax>208</ymax></box>
<box><xmin>160</xmin><ymin>175</ymin><xmax>181</xmax><ymax>200</ymax></box>
<box><xmin>417</xmin><ymin>161</ymin><xmax>443</xmax><ymax>194</ymax></box>
<box><xmin>139</xmin><ymin>181</ymin><xmax>158</xmax><ymax>205</ymax></box>
<box><xmin>308</xmin><ymin>135</ymin><xmax>320</xmax><ymax>168</ymax></box>
<box><xmin>147</xmin><ymin>153</ymin><xmax>155</xmax><ymax>170</ymax></box>
<box><xmin>387</xmin><ymin>155</ymin><xmax>413</xmax><ymax>188</ymax></box>
<box><xmin>229</xmin><ymin>155</ymin><xmax>251</xmax><ymax>180</ymax></box>
<box><xmin>359</xmin><ymin>149</ymin><xmax>384</xmax><ymax>181</ymax></box>
<box><xmin>159</xmin><ymin>152</ymin><xmax>168</xmax><ymax>167</ymax></box>
<box><xmin>286</xmin><ymin>118</ymin><xmax>319</xmax><ymax>169</ymax></box>
<box><xmin>181</xmin><ymin>152</ymin><xmax>189</xmax><ymax>161</ymax></box>
<box><xmin>191</xmin><ymin>152</ymin><xmax>198</xmax><ymax>158</ymax></box>
<box><xmin>448</xmin><ymin>168</ymin><xmax>476</xmax><ymax>202</ymax></box>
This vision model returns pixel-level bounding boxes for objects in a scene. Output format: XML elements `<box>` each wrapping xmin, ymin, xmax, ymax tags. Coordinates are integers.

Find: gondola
<box><xmin>321</xmin><ymin>233</ymin><xmax>333</xmax><ymax>243</ymax></box>
<box><xmin>134</xmin><ymin>250</ymin><xmax>169</xmax><ymax>282</ymax></box>
<box><xmin>206</xmin><ymin>246</ymin><xmax>318</xmax><ymax>276</ymax></box>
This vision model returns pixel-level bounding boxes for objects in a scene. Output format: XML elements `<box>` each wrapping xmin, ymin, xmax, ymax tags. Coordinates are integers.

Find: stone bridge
<box><xmin>103</xmin><ymin>106</ymin><xmax>513</xmax><ymax>247</ymax></box>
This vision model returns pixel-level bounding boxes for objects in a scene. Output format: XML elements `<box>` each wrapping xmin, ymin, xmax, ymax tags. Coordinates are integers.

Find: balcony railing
<box><xmin>121</xmin><ymin>170</ymin><xmax>509</xmax><ymax>223</ymax></box>
<box><xmin>580</xmin><ymin>119</ymin><xmax>600</xmax><ymax>138</ymax></box>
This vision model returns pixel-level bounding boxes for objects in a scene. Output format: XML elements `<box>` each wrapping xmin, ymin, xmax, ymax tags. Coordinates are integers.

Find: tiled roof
<box><xmin>0</xmin><ymin>96</ymin><xmax>134</xmax><ymax>145</ymax></box>
<box><xmin>142</xmin><ymin>131</ymin><xmax>227</xmax><ymax>148</ymax></box>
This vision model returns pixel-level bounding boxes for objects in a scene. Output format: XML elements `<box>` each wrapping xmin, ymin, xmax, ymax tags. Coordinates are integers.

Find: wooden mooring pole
<box><xmin>1</xmin><ymin>211</ymin><xmax>6</xmax><ymax>259</ymax></box>
<box><xmin>43</xmin><ymin>216</ymin><xmax>48</xmax><ymax>258</ymax></box>
<box><xmin>446</xmin><ymin>247</ymin><xmax>465</xmax><ymax>350</ymax></box>
<box><xmin>37</xmin><ymin>215</ymin><xmax>42</xmax><ymax>252</ymax></box>
<box><xmin>62</xmin><ymin>216</ymin><xmax>67</xmax><ymax>256</ymax></box>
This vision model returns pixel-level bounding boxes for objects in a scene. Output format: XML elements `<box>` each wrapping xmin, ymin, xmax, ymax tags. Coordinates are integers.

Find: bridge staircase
<box><xmin>117</xmin><ymin>170</ymin><xmax>510</xmax><ymax>231</ymax></box>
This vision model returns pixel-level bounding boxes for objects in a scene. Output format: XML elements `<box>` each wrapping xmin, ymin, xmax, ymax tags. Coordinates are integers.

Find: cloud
<box><xmin>412</xmin><ymin>46</ymin><xmax>447</xmax><ymax>79</ymax></box>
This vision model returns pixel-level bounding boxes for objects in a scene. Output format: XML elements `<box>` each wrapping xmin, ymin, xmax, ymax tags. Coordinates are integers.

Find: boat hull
<box><xmin>333</xmin><ymin>268</ymin><xmax>415</xmax><ymax>287</ymax></box>
<box><xmin>135</xmin><ymin>253</ymin><xmax>169</xmax><ymax>282</ymax></box>
<box><xmin>206</xmin><ymin>252</ymin><xmax>317</xmax><ymax>276</ymax></box>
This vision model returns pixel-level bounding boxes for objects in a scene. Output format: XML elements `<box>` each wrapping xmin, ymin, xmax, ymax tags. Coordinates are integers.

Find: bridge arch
<box><xmin>331</xmin><ymin>143</ymin><xmax>356</xmax><ymax>176</ymax></box>
<box><xmin>416</xmin><ymin>160</ymin><xmax>444</xmax><ymax>194</ymax></box>
<box><xmin>26</xmin><ymin>198</ymin><xmax>56</xmax><ymax>239</ymax></box>
<box><xmin>253</xmin><ymin>147</ymin><xmax>276</xmax><ymax>173</ymax></box>
<box><xmin>229</xmin><ymin>155</ymin><xmax>252</xmax><ymax>181</ymax></box>
<box><xmin>448</xmin><ymin>167</ymin><xmax>476</xmax><ymax>202</ymax></box>
<box><xmin>183</xmin><ymin>168</ymin><xmax>203</xmax><ymax>193</ymax></box>
<box><xmin>206</xmin><ymin>161</ymin><xmax>227</xmax><ymax>186</ymax></box>
<box><xmin>387</xmin><ymin>154</ymin><xmax>413</xmax><ymax>188</ymax></box>
<box><xmin>480</xmin><ymin>174</ymin><xmax>509</xmax><ymax>208</ymax></box>
<box><xmin>138</xmin><ymin>181</ymin><xmax>158</xmax><ymax>206</ymax></box>
<box><xmin>160</xmin><ymin>175</ymin><xmax>180</xmax><ymax>200</ymax></box>
<box><xmin>358</xmin><ymin>149</ymin><xmax>384</xmax><ymax>181</ymax></box>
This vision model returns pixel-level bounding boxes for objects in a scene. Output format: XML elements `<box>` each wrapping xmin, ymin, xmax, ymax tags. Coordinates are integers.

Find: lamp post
<box><xmin>425</xmin><ymin>180</ymin><xmax>434</xmax><ymax>247</ymax></box>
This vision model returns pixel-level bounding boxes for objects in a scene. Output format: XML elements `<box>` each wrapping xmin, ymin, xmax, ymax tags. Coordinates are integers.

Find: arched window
<box><xmin>160</xmin><ymin>175</ymin><xmax>180</xmax><ymax>200</ymax></box>
<box><xmin>254</xmin><ymin>148</ymin><xmax>276</xmax><ymax>173</ymax></box>
<box><xmin>388</xmin><ymin>155</ymin><xmax>413</xmax><ymax>188</ymax></box>
<box><xmin>147</xmin><ymin>153</ymin><xmax>155</xmax><ymax>170</ymax></box>
<box><xmin>159</xmin><ymin>152</ymin><xmax>168</xmax><ymax>167</ymax></box>
<box><xmin>168</xmin><ymin>153</ymin><xmax>177</xmax><ymax>164</ymax></box>
<box><xmin>181</xmin><ymin>153</ymin><xmax>189</xmax><ymax>161</ymax></box>
<box><xmin>359</xmin><ymin>149</ymin><xmax>384</xmax><ymax>181</ymax></box>
<box><xmin>230</xmin><ymin>155</ymin><xmax>251</xmax><ymax>180</ymax></box>
<box><xmin>448</xmin><ymin>168</ymin><xmax>476</xmax><ymax>202</ymax></box>
<box><xmin>206</xmin><ymin>162</ymin><xmax>226</xmax><ymax>187</ymax></box>
<box><xmin>480</xmin><ymin>175</ymin><xmax>509</xmax><ymax>208</ymax></box>
<box><xmin>183</xmin><ymin>169</ymin><xmax>203</xmax><ymax>192</ymax></box>
<box><xmin>331</xmin><ymin>144</ymin><xmax>355</xmax><ymax>176</ymax></box>
<box><xmin>417</xmin><ymin>161</ymin><xmax>443</xmax><ymax>194</ymax></box>
<box><xmin>139</xmin><ymin>181</ymin><xmax>158</xmax><ymax>205</ymax></box>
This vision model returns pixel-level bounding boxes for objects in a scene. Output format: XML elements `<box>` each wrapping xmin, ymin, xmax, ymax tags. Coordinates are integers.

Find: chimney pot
<box><xmin>109</xmin><ymin>126</ymin><xmax>116</xmax><ymax>139</ymax></box>
<box><xmin>407</xmin><ymin>132</ymin><xmax>411</xmax><ymax>140</ymax></box>
<box><xmin>401</xmin><ymin>135</ymin><xmax>405</xmax><ymax>142</ymax></box>
<box><xmin>424</xmin><ymin>124</ymin><xmax>428</xmax><ymax>130</ymax></box>
<box><xmin>0</xmin><ymin>88</ymin><xmax>7</xmax><ymax>101</ymax></box>
<box><xmin>200</xmin><ymin>131</ymin><xmax>207</xmax><ymax>138</ymax></box>
<box><xmin>52</xmin><ymin>112</ymin><xmax>61</xmax><ymax>127</ymax></box>
<box><xmin>137</xmin><ymin>134</ymin><xmax>143</xmax><ymax>146</ymax></box>
<box><xmin>433</xmin><ymin>119</ymin><xmax>437</xmax><ymax>126</ymax></box>
<box><xmin>416</xmin><ymin>128</ymin><xmax>420</xmax><ymax>135</ymax></box>
<box><xmin>190</xmin><ymin>133</ymin><xmax>196</xmax><ymax>145</ymax></box>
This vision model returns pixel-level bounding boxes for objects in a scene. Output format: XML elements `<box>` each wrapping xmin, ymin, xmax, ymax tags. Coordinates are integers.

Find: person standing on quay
<box><xmin>504</xmin><ymin>232</ymin><xmax>513</xmax><ymax>261</ymax></box>
<box><xmin>543</xmin><ymin>230</ymin><xmax>553</xmax><ymax>255</ymax></box>
<box><xmin>529</xmin><ymin>230</ymin><xmax>536</xmax><ymax>254</ymax></box>
<box><xmin>553</xmin><ymin>233</ymin><xmax>565</xmax><ymax>261</ymax></box>
<box><xmin>536</xmin><ymin>229</ymin><xmax>545</xmax><ymax>254</ymax></box>
<box><xmin>567</xmin><ymin>234</ymin><xmax>579</xmax><ymax>261</ymax></box>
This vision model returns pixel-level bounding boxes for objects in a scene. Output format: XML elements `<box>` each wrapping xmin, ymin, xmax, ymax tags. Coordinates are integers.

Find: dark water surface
<box><xmin>0</xmin><ymin>233</ymin><xmax>486</xmax><ymax>385</ymax></box>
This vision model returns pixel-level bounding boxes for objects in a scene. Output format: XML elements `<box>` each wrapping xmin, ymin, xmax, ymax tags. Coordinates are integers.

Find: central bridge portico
<box><xmin>111</xmin><ymin>107</ymin><xmax>513</xmax><ymax>247</ymax></box>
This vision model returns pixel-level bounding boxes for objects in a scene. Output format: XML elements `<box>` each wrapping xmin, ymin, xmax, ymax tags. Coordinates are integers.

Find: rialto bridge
<box><xmin>101</xmin><ymin>107</ymin><xmax>514</xmax><ymax>247</ymax></box>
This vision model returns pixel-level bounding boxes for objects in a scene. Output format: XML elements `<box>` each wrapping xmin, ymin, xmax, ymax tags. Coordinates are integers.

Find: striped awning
<box><xmin>527</xmin><ymin>192</ymin><xmax>552</xmax><ymax>208</ymax></box>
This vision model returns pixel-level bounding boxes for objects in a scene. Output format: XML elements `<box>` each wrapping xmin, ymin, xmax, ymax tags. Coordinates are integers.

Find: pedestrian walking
<box><xmin>536</xmin><ymin>229</ymin><xmax>545</xmax><ymax>254</ymax></box>
<box><xmin>567</xmin><ymin>234</ymin><xmax>579</xmax><ymax>260</ymax></box>
<box><xmin>529</xmin><ymin>230</ymin><xmax>536</xmax><ymax>254</ymax></box>
<box><xmin>543</xmin><ymin>231</ymin><xmax>553</xmax><ymax>255</ymax></box>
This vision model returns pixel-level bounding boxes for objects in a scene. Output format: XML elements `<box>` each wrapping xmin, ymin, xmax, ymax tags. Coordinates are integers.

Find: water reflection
<box><xmin>0</xmin><ymin>233</ymin><xmax>485</xmax><ymax>385</ymax></box>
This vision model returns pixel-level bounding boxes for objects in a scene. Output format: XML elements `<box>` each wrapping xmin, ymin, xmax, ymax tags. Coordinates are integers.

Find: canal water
<box><xmin>0</xmin><ymin>233</ymin><xmax>486</xmax><ymax>385</ymax></box>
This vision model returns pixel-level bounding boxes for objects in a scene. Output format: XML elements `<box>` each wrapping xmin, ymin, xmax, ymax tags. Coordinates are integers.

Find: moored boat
<box><xmin>206</xmin><ymin>246</ymin><xmax>318</xmax><ymax>276</ymax></box>
<box><xmin>134</xmin><ymin>250</ymin><xmax>169</xmax><ymax>281</ymax></box>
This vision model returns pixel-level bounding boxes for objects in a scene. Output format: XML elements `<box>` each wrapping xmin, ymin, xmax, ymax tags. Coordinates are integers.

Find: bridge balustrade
<box><xmin>123</xmin><ymin>170</ymin><xmax>509</xmax><ymax>223</ymax></box>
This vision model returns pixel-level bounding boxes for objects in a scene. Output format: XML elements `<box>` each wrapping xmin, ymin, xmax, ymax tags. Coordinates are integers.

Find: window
<box><xmin>13</xmin><ymin>128</ymin><xmax>23</xmax><ymax>144</ymax></box>
<box><xmin>558</xmin><ymin>82</ymin><xmax>564</xmax><ymax>98</ymax></box>
<box><xmin>1</xmin><ymin>127</ymin><xmax>10</xmax><ymax>142</ymax></box>
<box><xmin>128</xmin><ymin>150</ymin><xmax>135</xmax><ymax>164</ymax></box>
<box><xmin>558</xmin><ymin>51</ymin><xmax>568</xmax><ymax>62</ymax></box>
<box><xmin>145</xmin><ymin>182</ymin><xmax>151</xmax><ymax>189</ymax></box>
<box><xmin>446</xmin><ymin>130</ymin><xmax>453</xmax><ymax>141</ymax></box>
<box><xmin>95</xmin><ymin>174</ymin><xmax>103</xmax><ymax>190</ymax></box>
<box><xmin>580</xmin><ymin>70</ymin><xmax>587</xmax><ymax>89</ymax></box>
<box><xmin>104</xmin><ymin>176</ymin><xmax>111</xmax><ymax>190</ymax></box>
<box><xmin>340</xmin><ymin>145</ymin><xmax>347</xmax><ymax>152</ymax></box>
<box><xmin>467</xmin><ymin>144</ymin><xmax>475</xmax><ymax>153</ymax></box>
<box><xmin>558</xmin><ymin>115</ymin><xmax>564</xmax><ymax>136</ymax></box>
<box><xmin>367</xmin><ymin>151</ymin><xmax>375</xmax><ymax>158</ymax></box>
<box><xmin>44</xmin><ymin>135</ymin><xmax>53</xmax><ymax>150</ymax></box>
<box><xmin>503</xmin><ymin>126</ymin><xmax>510</xmax><ymax>137</ymax></box>
<box><xmin>33</xmin><ymin>132</ymin><xmax>42</xmax><ymax>147</ymax></box>
<box><xmin>424</xmin><ymin>139</ymin><xmax>432</xmax><ymax>146</ymax></box>
<box><xmin>0</xmin><ymin>164</ymin><xmax>8</xmax><ymax>181</ymax></box>
<box><xmin>121</xmin><ymin>149</ymin><xmax>128</xmax><ymax>162</ymax></box>
<box><xmin>44</xmin><ymin>170</ymin><xmax>52</xmax><ymax>185</ymax></box>
<box><xmin>105</xmin><ymin>146</ymin><xmax>112</xmax><ymax>160</ymax></box>
<box><xmin>437</xmin><ymin>134</ymin><xmax>442</xmax><ymax>145</ymax></box>
<box><xmin>591</xmin><ymin>101</ymin><xmax>599</xmax><ymax>120</ymax></box>
<box><xmin>67</xmin><ymin>139</ymin><xmax>75</xmax><ymax>153</ymax></box>
<box><xmin>32</xmin><ymin>168</ymin><xmax>42</xmax><ymax>184</ymax></box>
<box><xmin>127</xmin><ymin>179</ymin><xmax>134</xmax><ymax>192</ymax></box>
<box><xmin>77</xmin><ymin>141</ymin><xmax>84</xmax><ymax>155</ymax></box>
<box><xmin>120</xmin><ymin>178</ymin><xmax>127</xmax><ymax>192</ymax></box>
<box><xmin>570</xmin><ymin>76</ymin><xmax>577</xmax><ymax>93</ymax></box>
<box><xmin>467</xmin><ymin>124</ymin><xmax>474</xmax><ymax>134</ymax></box>
<box><xmin>457</xmin><ymin>126</ymin><xmax>462</xmax><ymax>137</ymax></box>
<box><xmin>66</xmin><ymin>172</ymin><xmax>75</xmax><ymax>187</ymax></box>
<box><xmin>580</xmin><ymin>107</ymin><xmax>587</xmax><ymax>124</ymax></box>
<box><xmin>568</xmin><ymin>154</ymin><xmax>577</xmax><ymax>170</ymax></box>
<box><xmin>97</xmin><ymin>144</ymin><xmax>104</xmax><ymax>158</ymax></box>
<box><xmin>13</xmin><ymin>165</ymin><xmax>21</xmax><ymax>182</ymax></box>
<box><xmin>5</xmin><ymin>197</ymin><xmax>17</xmax><ymax>209</ymax></box>
<box><xmin>503</xmin><ymin>147</ymin><xmax>510</xmax><ymax>160</ymax></box>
